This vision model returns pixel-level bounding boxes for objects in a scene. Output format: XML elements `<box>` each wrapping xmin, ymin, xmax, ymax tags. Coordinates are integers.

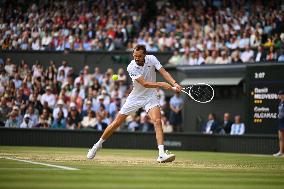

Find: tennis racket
<box><xmin>172</xmin><ymin>83</ymin><xmax>214</xmax><ymax>103</ymax></box>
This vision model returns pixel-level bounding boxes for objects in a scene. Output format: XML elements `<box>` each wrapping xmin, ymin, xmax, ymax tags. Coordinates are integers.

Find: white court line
<box><xmin>0</xmin><ymin>168</ymin><xmax>59</xmax><ymax>170</ymax></box>
<box><xmin>2</xmin><ymin>157</ymin><xmax>79</xmax><ymax>171</ymax></box>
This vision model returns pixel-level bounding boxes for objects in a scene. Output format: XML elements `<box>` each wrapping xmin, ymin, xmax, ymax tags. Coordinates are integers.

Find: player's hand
<box><xmin>173</xmin><ymin>83</ymin><xmax>182</xmax><ymax>92</ymax></box>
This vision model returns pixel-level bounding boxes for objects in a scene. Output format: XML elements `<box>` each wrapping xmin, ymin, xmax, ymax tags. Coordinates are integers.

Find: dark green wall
<box><xmin>0</xmin><ymin>128</ymin><xmax>278</xmax><ymax>154</ymax></box>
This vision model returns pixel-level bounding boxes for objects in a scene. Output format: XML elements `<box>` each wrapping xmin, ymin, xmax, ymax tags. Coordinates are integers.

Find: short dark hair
<box><xmin>133</xmin><ymin>44</ymin><xmax>146</xmax><ymax>54</ymax></box>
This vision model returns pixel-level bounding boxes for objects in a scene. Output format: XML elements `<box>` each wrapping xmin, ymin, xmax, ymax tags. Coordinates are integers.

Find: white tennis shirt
<box><xmin>127</xmin><ymin>55</ymin><xmax>162</xmax><ymax>98</ymax></box>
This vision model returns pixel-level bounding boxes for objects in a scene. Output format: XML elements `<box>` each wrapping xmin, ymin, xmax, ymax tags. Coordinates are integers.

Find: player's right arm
<box><xmin>136</xmin><ymin>76</ymin><xmax>173</xmax><ymax>90</ymax></box>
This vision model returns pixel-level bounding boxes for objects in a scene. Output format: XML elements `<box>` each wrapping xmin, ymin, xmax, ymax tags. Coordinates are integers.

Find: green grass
<box><xmin>0</xmin><ymin>146</ymin><xmax>284</xmax><ymax>189</ymax></box>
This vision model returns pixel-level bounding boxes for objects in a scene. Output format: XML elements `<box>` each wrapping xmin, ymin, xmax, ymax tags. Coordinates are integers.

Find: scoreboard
<box><xmin>246</xmin><ymin>65</ymin><xmax>284</xmax><ymax>134</ymax></box>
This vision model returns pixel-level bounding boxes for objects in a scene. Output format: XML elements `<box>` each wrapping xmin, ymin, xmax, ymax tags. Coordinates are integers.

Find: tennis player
<box><xmin>87</xmin><ymin>45</ymin><xmax>182</xmax><ymax>162</ymax></box>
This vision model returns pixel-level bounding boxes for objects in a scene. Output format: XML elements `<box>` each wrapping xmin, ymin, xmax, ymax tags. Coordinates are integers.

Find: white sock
<box><xmin>95</xmin><ymin>138</ymin><xmax>105</xmax><ymax>147</ymax></box>
<box><xmin>158</xmin><ymin>145</ymin><xmax>164</xmax><ymax>156</ymax></box>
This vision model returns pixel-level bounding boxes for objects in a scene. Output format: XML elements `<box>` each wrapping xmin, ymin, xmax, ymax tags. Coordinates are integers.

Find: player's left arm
<box><xmin>158</xmin><ymin>67</ymin><xmax>182</xmax><ymax>92</ymax></box>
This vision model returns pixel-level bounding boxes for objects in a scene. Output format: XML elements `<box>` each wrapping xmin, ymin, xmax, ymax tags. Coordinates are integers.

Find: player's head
<box><xmin>133</xmin><ymin>45</ymin><xmax>146</xmax><ymax>65</ymax></box>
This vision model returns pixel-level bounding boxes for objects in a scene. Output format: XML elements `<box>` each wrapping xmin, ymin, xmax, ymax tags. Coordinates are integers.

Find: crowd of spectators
<box><xmin>1</xmin><ymin>0</ymin><xmax>283</xmax><ymax>64</ymax></box>
<box><xmin>201</xmin><ymin>112</ymin><xmax>245</xmax><ymax>135</ymax></box>
<box><xmin>0</xmin><ymin>0</ymin><xmax>144</xmax><ymax>51</ymax></box>
<box><xmin>0</xmin><ymin>57</ymin><xmax>177</xmax><ymax>132</ymax></box>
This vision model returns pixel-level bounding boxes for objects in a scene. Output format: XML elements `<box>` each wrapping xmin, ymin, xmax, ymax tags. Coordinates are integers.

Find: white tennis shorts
<box><xmin>119</xmin><ymin>95</ymin><xmax>160</xmax><ymax>115</ymax></box>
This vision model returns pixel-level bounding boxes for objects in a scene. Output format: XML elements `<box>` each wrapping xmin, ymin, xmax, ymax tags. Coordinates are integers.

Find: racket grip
<box><xmin>172</xmin><ymin>87</ymin><xmax>177</xmax><ymax>91</ymax></box>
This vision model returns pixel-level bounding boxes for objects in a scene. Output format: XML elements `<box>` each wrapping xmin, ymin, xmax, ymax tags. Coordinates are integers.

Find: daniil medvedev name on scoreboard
<box><xmin>252</xmin><ymin>72</ymin><xmax>279</xmax><ymax>123</ymax></box>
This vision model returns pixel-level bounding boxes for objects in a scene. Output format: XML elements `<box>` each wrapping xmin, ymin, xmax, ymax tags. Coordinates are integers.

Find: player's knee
<box><xmin>153</xmin><ymin>119</ymin><xmax>162</xmax><ymax>127</ymax></box>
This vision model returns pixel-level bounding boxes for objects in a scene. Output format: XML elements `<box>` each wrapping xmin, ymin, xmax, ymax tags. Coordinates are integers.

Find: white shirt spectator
<box><xmin>81</xmin><ymin>116</ymin><xmax>97</xmax><ymax>128</ymax></box>
<box><xmin>42</xmin><ymin>34</ymin><xmax>52</xmax><ymax>46</ymax></box>
<box><xmin>241</xmin><ymin>49</ymin><xmax>254</xmax><ymax>63</ymax></box>
<box><xmin>20</xmin><ymin>115</ymin><xmax>33</xmax><ymax>128</ymax></box>
<box><xmin>230</xmin><ymin>123</ymin><xmax>245</xmax><ymax>135</ymax></box>
<box><xmin>71</xmin><ymin>87</ymin><xmax>86</xmax><ymax>99</ymax></box>
<box><xmin>53</xmin><ymin>107</ymin><xmax>68</xmax><ymax>119</ymax></box>
<box><xmin>32</xmin><ymin>40</ymin><xmax>40</xmax><ymax>50</ymax></box>
<box><xmin>20</xmin><ymin>121</ymin><xmax>33</xmax><ymax>128</ymax></box>
<box><xmin>28</xmin><ymin>113</ymin><xmax>38</xmax><ymax>127</ymax></box>
<box><xmin>58</xmin><ymin>65</ymin><xmax>72</xmax><ymax>79</ymax></box>
<box><xmin>41</xmin><ymin>91</ymin><xmax>56</xmax><ymax>108</ymax></box>
<box><xmin>189</xmin><ymin>56</ymin><xmax>205</xmax><ymax>65</ymax></box>
<box><xmin>74</xmin><ymin>75</ymin><xmax>89</xmax><ymax>87</ymax></box>
<box><xmin>4</xmin><ymin>64</ymin><xmax>14</xmax><ymax>75</ymax></box>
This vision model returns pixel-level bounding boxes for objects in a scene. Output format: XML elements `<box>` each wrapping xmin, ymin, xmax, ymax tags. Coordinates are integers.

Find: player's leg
<box><xmin>87</xmin><ymin>113</ymin><xmax>127</xmax><ymax>159</ymax></box>
<box><xmin>101</xmin><ymin>113</ymin><xmax>128</xmax><ymax>140</ymax></box>
<box><xmin>274</xmin><ymin>130</ymin><xmax>284</xmax><ymax>156</ymax></box>
<box><xmin>147</xmin><ymin>106</ymin><xmax>175</xmax><ymax>163</ymax></box>
<box><xmin>87</xmin><ymin>97</ymin><xmax>141</xmax><ymax>159</ymax></box>
<box><xmin>279</xmin><ymin>130</ymin><xmax>284</xmax><ymax>153</ymax></box>
<box><xmin>147</xmin><ymin>106</ymin><xmax>164</xmax><ymax>145</ymax></box>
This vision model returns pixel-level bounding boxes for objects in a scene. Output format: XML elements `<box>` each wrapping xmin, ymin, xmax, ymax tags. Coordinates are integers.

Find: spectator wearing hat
<box><xmin>20</xmin><ymin>114</ymin><xmax>33</xmax><ymax>128</ymax></box>
<box><xmin>52</xmin><ymin>99</ymin><xmax>68</xmax><ymax>120</ymax></box>
<box><xmin>94</xmin><ymin>95</ymin><xmax>109</xmax><ymax>112</ymax></box>
<box><xmin>274</xmin><ymin>90</ymin><xmax>284</xmax><ymax>156</ymax></box>
<box><xmin>40</xmin><ymin>86</ymin><xmax>56</xmax><ymax>108</ymax></box>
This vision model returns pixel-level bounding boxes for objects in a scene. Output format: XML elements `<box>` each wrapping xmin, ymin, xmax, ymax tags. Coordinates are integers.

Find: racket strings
<box><xmin>189</xmin><ymin>85</ymin><xmax>213</xmax><ymax>102</ymax></box>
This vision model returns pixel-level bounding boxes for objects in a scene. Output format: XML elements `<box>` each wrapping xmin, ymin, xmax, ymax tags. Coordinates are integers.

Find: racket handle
<box><xmin>172</xmin><ymin>87</ymin><xmax>177</xmax><ymax>91</ymax></box>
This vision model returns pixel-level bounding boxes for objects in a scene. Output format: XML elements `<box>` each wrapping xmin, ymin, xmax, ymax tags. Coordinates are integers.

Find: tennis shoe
<box><xmin>87</xmin><ymin>144</ymin><xmax>101</xmax><ymax>159</ymax></box>
<box><xmin>157</xmin><ymin>150</ymin><xmax>176</xmax><ymax>163</ymax></box>
<box><xmin>273</xmin><ymin>151</ymin><xmax>284</xmax><ymax>157</ymax></box>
